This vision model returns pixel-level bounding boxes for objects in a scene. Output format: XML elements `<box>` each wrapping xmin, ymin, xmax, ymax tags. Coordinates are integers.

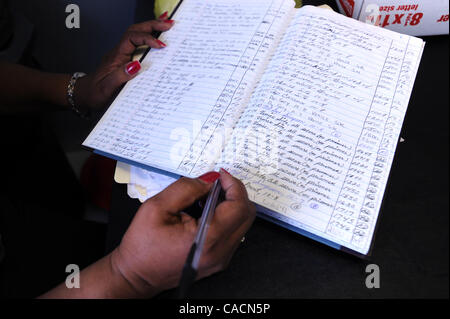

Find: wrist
<box><xmin>36</xmin><ymin>72</ymin><xmax>72</xmax><ymax>108</ymax></box>
<box><xmin>110</xmin><ymin>247</ymin><xmax>162</xmax><ymax>298</ymax></box>
<box><xmin>68</xmin><ymin>72</ymin><xmax>92</xmax><ymax>117</ymax></box>
<box><xmin>103</xmin><ymin>252</ymin><xmax>142</xmax><ymax>298</ymax></box>
<box><xmin>39</xmin><ymin>252</ymin><xmax>147</xmax><ymax>299</ymax></box>
<box><xmin>73</xmin><ymin>74</ymin><xmax>92</xmax><ymax>109</ymax></box>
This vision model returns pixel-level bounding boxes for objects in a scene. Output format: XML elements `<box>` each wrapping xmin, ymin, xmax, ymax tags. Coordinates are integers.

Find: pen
<box><xmin>177</xmin><ymin>178</ymin><xmax>222</xmax><ymax>298</ymax></box>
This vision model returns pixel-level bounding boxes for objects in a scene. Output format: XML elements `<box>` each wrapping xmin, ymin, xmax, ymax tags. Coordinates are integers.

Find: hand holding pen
<box><xmin>178</xmin><ymin>175</ymin><xmax>223</xmax><ymax>298</ymax></box>
<box><xmin>107</xmin><ymin>169</ymin><xmax>256</xmax><ymax>298</ymax></box>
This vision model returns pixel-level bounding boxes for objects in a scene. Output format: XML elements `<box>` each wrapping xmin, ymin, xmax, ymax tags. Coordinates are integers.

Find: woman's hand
<box><xmin>0</xmin><ymin>15</ymin><xmax>173</xmax><ymax>113</ymax></box>
<box><xmin>111</xmin><ymin>169</ymin><xmax>256</xmax><ymax>297</ymax></box>
<box><xmin>40</xmin><ymin>170</ymin><xmax>256</xmax><ymax>299</ymax></box>
<box><xmin>76</xmin><ymin>17</ymin><xmax>174</xmax><ymax>109</ymax></box>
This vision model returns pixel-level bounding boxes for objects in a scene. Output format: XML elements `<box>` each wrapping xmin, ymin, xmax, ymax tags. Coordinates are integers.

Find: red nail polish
<box><xmin>156</xmin><ymin>39</ymin><xmax>167</xmax><ymax>47</ymax></box>
<box><xmin>164</xmin><ymin>19</ymin><xmax>175</xmax><ymax>24</ymax></box>
<box><xmin>158</xmin><ymin>11</ymin><xmax>168</xmax><ymax>19</ymax></box>
<box><xmin>125</xmin><ymin>61</ymin><xmax>141</xmax><ymax>75</ymax></box>
<box><xmin>199</xmin><ymin>172</ymin><xmax>220</xmax><ymax>184</ymax></box>
<box><xmin>220</xmin><ymin>168</ymin><xmax>232</xmax><ymax>176</ymax></box>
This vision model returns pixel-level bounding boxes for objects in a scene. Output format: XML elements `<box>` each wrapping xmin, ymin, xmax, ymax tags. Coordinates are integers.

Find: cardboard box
<box><xmin>336</xmin><ymin>0</ymin><xmax>449</xmax><ymax>36</ymax></box>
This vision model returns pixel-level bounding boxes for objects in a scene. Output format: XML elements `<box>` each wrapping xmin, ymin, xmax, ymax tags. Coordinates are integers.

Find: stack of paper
<box><xmin>114</xmin><ymin>162</ymin><xmax>176</xmax><ymax>202</ymax></box>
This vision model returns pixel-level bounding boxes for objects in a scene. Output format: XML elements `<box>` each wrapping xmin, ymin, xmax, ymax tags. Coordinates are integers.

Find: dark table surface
<box><xmin>106</xmin><ymin>0</ymin><xmax>449</xmax><ymax>298</ymax></box>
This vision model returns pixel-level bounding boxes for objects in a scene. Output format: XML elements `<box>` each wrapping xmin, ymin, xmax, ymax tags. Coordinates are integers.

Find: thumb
<box><xmin>144</xmin><ymin>172</ymin><xmax>221</xmax><ymax>220</ymax></box>
<box><xmin>100</xmin><ymin>60</ymin><xmax>141</xmax><ymax>96</ymax></box>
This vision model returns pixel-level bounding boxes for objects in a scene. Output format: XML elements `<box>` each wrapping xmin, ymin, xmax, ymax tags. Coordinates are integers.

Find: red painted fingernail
<box><xmin>199</xmin><ymin>172</ymin><xmax>220</xmax><ymax>184</ymax></box>
<box><xmin>164</xmin><ymin>19</ymin><xmax>175</xmax><ymax>24</ymax></box>
<box><xmin>156</xmin><ymin>39</ymin><xmax>167</xmax><ymax>47</ymax></box>
<box><xmin>158</xmin><ymin>11</ymin><xmax>168</xmax><ymax>19</ymax></box>
<box><xmin>220</xmin><ymin>168</ymin><xmax>232</xmax><ymax>176</ymax></box>
<box><xmin>125</xmin><ymin>61</ymin><xmax>141</xmax><ymax>75</ymax></box>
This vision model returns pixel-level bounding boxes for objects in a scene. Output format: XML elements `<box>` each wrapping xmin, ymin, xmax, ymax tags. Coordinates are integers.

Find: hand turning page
<box><xmin>84</xmin><ymin>0</ymin><xmax>294</xmax><ymax>176</ymax></box>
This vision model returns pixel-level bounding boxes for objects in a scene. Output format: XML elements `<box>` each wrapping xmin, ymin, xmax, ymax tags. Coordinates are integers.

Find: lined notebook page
<box><xmin>83</xmin><ymin>0</ymin><xmax>295</xmax><ymax>177</ymax></box>
<box><xmin>217</xmin><ymin>6</ymin><xmax>424</xmax><ymax>254</ymax></box>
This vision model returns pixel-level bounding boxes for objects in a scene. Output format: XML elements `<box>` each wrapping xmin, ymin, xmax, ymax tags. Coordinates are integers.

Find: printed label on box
<box><xmin>336</xmin><ymin>0</ymin><xmax>449</xmax><ymax>36</ymax></box>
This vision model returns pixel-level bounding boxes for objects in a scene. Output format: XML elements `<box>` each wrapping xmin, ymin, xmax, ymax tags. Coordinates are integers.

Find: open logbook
<box><xmin>83</xmin><ymin>0</ymin><xmax>424</xmax><ymax>256</ymax></box>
